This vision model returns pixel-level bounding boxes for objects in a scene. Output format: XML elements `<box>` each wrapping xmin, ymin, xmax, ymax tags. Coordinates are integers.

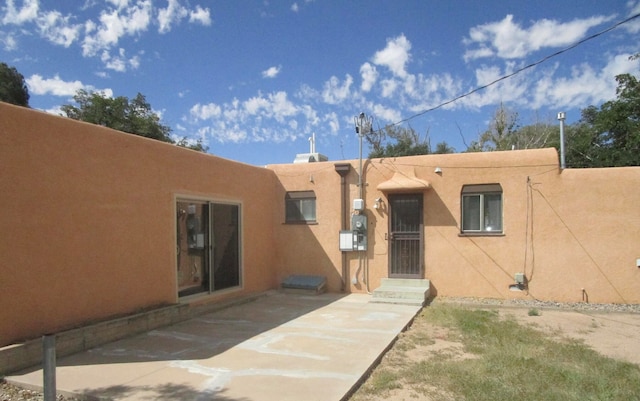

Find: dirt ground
<box><xmin>350</xmin><ymin>305</ymin><xmax>640</xmax><ymax>401</ymax></box>
<box><xmin>497</xmin><ymin>307</ymin><xmax>640</xmax><ymax>366</ymax></box>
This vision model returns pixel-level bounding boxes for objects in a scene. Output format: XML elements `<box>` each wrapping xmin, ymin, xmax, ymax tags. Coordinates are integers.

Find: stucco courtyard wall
<box><xmin>268</xmin><ymin>148</ymin><xmax>640</xmax><ymax>304</ymax></box>
<box><xmin>0</xmin><ymin>103</ymin><xmax>278</xmax><ymax>346</ymax></box>
<box><xmin>2</xmin><ymin>100</ymin><xmax>639</xmax><ymax>347</ymax></box>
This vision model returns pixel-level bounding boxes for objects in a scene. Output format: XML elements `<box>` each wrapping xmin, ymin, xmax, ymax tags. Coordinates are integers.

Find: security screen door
<box><xmin>388</xmin><ymin>194</ymin><xmax>424</xmax><ymax>278</ymax></box>
<box><xmin>177</xmin><ymin>200</ymin><xmax>240</xmax><ymax>297</ymax></box>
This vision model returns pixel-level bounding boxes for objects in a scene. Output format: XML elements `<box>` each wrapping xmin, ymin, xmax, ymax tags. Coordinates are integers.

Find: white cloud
<box><xmin>244</xmin><ymin>95</ymin><xmax>271</xmax><ymax>115</ymax></box>
<box><xmin>1</xmin><ymin>0</ymin><xmax>39</xmax><ymax>25</ymax></box>
<box><xmin>107</xmin><ymin>0</ymin><xmax>130</xmax><ymax>9</ymax></box>
<box><xmin>457</xmin><ymin>62</ymin><xmax>530</xmax><ymax>109</ymax></box>
<box><xmin>1</xmin><ymin>31</ymin><xmax>17</xmax><ymax>50</ymax></box>
<box><xmin>379</xmin><ymin>78</ymin><xmax>398</xmax><ymax>98</ymax></box>
<box><xmin>262</xmin><ymin>65</ymin><xmax>281</xmax><ymax>78</ymax></box>
<box><xmin>324</xmin><ymin>112</ymin><xmax>339</xmax><ymax>133</ymax></box>
<box><xmin>464</xmin><ymin>14</ymin><xmax>613</xmax><ymax>61</ymax></box>
<box><xmin>188</xmin><ymin>90</ymin><xmax>323</xmax><ymax>144</ymax></box>
<box><xmin>189</xmin><ymin>5</ymin><xmax>211</xmax><ymax>26</ymax></box>
<box><xmin>291</xmin><ymin>0</ymin><xmax>314</xmax><ymax>13</ymax></box>
<box><xmin>82</xmin><ymin>0</ymin><xmax>152</xmax><ymax>56</ymax></box>
<box><xmin>372</xmin><ymin>35</ymin><xmax>411</xmax><ymax>78</ymax></box>
<box><xmin>2</xmin><ymin>1</ymin><xmax>211</xmax><ymax>72</ymax></box>
<box><xmin>37</xmin><ymin>10</ymin><xmax>82</xmax><ymax>47</ymax></box>
<box><xmin>359</xmin><ymin>62</ymin><xmax>378</xmax><ymax>92</ymax></box>
<box><xmin>157</xmin><ymin>0</ymin><xmax>188</xmax><ymax>33</ymax></box>
<box><xmin>100</xmin><ymin>48</ymin><xmax>141</xmax><ymax>72</ymax></box>
<box><xmin>158</xmin><ymin>0</ymin><xmax>210</xmax><ymax>33</ymax></box>
<box><xmin>26</xmin><ymin>74</ymin><xmax>113</xmax><ymax>98</ymax></box>
<box><xmin>322</xmin><ymin>74</ymin><xmax>353</xmax><ymax>104</ymax></box>
<box><xmin>530</xmin><ymin>53</ymin><xmax>638</xmax><ymax>110</ymax></box>
<box><xmin>371</xmin><ymin>103</ymin><xmax>402</xmax><ymax>123</ymax></box>
<box><xmin>190</xmin><ymin>102</ymin><xmax>222</xmax><ymax>120</ymax></box>
<box><xmin>624</xmin><ymin>0</ymin><xmax>640</xmax><ymax>33</ymax></box>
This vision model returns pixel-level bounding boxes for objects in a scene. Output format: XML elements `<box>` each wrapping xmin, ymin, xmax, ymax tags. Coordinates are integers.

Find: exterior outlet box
<box><xmin>353</xmin><ymin>198</ymin><xmax>365</xmax><ymax>211</ymax></box>
<box><xmin>514</xmin><ymin>272</ymin><xmax>526</xmax><ymax>285</ymax></box>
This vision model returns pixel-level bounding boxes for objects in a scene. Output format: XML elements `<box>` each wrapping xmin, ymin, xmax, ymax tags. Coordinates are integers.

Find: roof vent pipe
<box><xmin>557</xmin><ymin>112</ymin><xmax>566</xmax><ymax>169</ymax></box>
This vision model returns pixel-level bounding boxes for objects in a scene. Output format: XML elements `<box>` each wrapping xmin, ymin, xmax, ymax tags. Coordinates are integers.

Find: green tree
<box><xmin>562</xmin><ymin>117</ymin><xmax>602</xmax><ymax>168</ymax></box>
<box><xmin>467</xmin><ymin>102</ymin><xmax>519</xmax><ymax>151</ymax></box>
<box><xmin>588</xmin><ymin>72</ymin><xmax>640</xmax><ymax>166</ymax></box>
<box><xmin>61</xmin><ymin>90</ymin><xmax>173</xmax><ymax>143</ymax></box>
<box><xmin>514</xmin><ymin>121</ymin><xmax>556</xmax><ymax>150</ymax></box>
<box><xmin>175</xmin><ymin>137</ymin><xmax>209</xmax><ymax>152</ymax></box>
<box><xmin>433</xmin><ymin>141</ymin><xmax>455</xmax><ymax>154</ymax></box>
<box><xmin>0</xmin><ymin>62</ymin><xmax>30</xmax><ymax>107</ymax></box>
<box><xmin>563</xmin><ymin>65</ymin><xmax>640</xmax><ymax>167</ymax></box>
<box><xmin>60</xmin><ymin>90</ymin><xmax>208</xmax><ymax>152</ymax></box>
<box><xmin>365</xmin><ymin>125</ymin><xmax>433</xmax><ymax>158</ymax></box>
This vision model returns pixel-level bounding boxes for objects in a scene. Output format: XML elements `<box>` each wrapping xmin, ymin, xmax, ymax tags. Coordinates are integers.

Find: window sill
<box><xmin>458</xmin><ymin>232</ymin><xmax>504</xmax><ymax>237</ymax></box>
<box><xmin>284</xmin><ymin>221</ymin><xmax>318</xmax><ymax>225</ymax></box>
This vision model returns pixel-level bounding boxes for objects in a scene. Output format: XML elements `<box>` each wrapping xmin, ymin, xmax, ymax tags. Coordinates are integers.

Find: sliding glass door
<box><xmin>176</xmin><ymin>199</ymin><xmax>240</xmax><ymax>297</ymax></box>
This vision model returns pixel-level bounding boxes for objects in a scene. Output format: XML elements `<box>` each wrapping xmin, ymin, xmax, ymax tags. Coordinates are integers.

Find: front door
<box><xmin>388</xmin><ymin>194</ymin><xmax>424</xmax><ymax>278</ymax></box>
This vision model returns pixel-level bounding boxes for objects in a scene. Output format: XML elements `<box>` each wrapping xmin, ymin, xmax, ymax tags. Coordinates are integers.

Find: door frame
<box><xmin>175</xmin><ymin>196</ymin><xmax>243</xmax><ymax>299</ymax></box>
<box><xmin>387</xmin><ymin>193</ymin><xmax>424</xmax><ymax>279</ymax></box>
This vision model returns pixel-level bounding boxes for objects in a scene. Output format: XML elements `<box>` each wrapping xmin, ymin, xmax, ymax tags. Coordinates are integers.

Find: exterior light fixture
<box><xmin>373</xmin><ymin>197</ymin><xmax>383</xmax><ymax>209</ymax></box>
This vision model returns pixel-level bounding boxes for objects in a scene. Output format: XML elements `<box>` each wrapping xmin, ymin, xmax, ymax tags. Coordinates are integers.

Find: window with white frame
<box><xmin>285</xmin><ymin>191</ymin><xmax>316</xmax><ymax>223</ymax></box>
<box><xmin>461</xmin><ymin>184</ymin><xmax>503</xmax><ymax>233</ymax></box>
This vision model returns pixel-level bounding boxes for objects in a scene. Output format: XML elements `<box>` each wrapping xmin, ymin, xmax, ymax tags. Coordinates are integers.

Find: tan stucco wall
<box><xmin>268</xmin><ymin>148</ymin><xmax>640</xmax><ymax>304</ymax></box>
<box><xmin>0</xmin><ymin>102</ymin><xmax>278</xmax><ymax>346</ymax></box>
<box><xmin>2</xmin><ymin>100</ymin><xmax>639</xmax><ymax>346</ymax></box>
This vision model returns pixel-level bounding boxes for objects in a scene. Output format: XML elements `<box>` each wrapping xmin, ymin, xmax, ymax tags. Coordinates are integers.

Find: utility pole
<box><xmin>354</xmin><ymin>112</ymin><xmax>372</xmax><ymax>199</ymax></box>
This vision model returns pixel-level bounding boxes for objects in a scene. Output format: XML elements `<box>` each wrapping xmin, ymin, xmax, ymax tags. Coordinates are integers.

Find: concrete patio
<box><xmin>7</xmin><ymin>292</ymin><xmax>421</xmax><ymax>401</ymax></box>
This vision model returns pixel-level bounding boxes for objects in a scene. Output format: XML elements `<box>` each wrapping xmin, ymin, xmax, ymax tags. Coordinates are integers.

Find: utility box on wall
<box><xmin>339</xmin><ymin>231</ymin><xmax>355</xmax><ymax>251</ymax></box>
<box><xmin>338</xmin><ymin>214</ymin><xmax>369</xmax><ymax>251</ymax></box>
<box><xmin>351</xmin><ymin>214</ymin><xmax>368</xmax><ymax>251</ymax></box>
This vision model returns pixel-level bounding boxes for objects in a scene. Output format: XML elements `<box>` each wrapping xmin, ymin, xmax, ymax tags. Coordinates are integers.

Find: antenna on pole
<box><xmin>354</xmin><ymin>112</ymin><xmax>372</xmax><ymax>200</ymax></box>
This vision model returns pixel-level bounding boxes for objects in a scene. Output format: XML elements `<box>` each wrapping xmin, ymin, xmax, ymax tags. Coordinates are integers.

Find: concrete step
<box><xmin>372</xmin><ymin>286</ymin><xmax>428</xmax><ymax>300</ymax></box>
<box><xmin>370</xmin><ymin>278</ymin><xmax>430</xmax><ymax>306</ymax></box>
<box><xmin>380</xmin><ymin>278</ymin><xmax>431</xmax><ymax>287</ymax></box>
<box><xmin>368</xmin><ymin>296</ymin><xmax>425</xmax><ymax>306</ymax></box>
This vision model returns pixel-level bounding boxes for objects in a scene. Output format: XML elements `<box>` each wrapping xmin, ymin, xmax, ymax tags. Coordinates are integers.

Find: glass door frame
<box><xmin>175</xmin><ymin>196</ymin><xmax>242</xmax><ymax>298</ymax></box>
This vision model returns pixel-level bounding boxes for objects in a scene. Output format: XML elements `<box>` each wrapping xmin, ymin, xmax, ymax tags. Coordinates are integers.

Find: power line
<box><xmin>386</xmin><ymin>12</ymin><xmax>640</xmax><ymax>129</ymax></box>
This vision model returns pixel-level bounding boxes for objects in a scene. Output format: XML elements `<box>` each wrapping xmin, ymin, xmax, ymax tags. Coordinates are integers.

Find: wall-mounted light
<box><xmin>434</xmin><ymin>167</ymin><xmax>442</xmax><ymax>174</ymax></box>
<box><xmin>373</xmin><ymin>197</ymin><xmax>384</xmax><ymax>209</ymax></box>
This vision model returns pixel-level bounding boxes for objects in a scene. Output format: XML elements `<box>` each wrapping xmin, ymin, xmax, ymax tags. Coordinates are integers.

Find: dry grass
<box><xmin>349</xmin><ymin>303</ymin><xmax>640</xmax><ymax>401</ymax></box>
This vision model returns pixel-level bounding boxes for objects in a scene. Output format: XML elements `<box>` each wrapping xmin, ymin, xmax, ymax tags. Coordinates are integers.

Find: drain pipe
<box><xmin>334</xmin><ymin>163</ymin><xmax>351</xmax><ymax>292</ymax></box>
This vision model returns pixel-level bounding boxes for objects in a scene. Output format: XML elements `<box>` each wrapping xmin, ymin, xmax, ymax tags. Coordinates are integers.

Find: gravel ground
<box><xmin>3</xmin><ymin>298</ymin><xmax>638</xmax><ymax>401</ymax></box>
<box><xmin>433</xmin><ymin>296</ymin><xmax>640</xmax><ymax>313</ymax></box>
<box><xmin>0</xmin><ymin>380</ymin><xmax>81</xmax><ymax>401</ymax></box>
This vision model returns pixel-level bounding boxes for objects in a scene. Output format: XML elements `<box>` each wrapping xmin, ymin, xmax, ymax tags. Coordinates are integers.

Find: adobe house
<box><xmin>1</xmin><ymin>101</ymin><xmax>639</xmax><ymax>351</ymax></box>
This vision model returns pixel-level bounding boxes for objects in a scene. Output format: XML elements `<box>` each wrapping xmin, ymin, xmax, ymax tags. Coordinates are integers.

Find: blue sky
<box><xmin>2</xmin><ymin>1</ymin><xmax>639</xmax><ymax>166</ymax></box>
